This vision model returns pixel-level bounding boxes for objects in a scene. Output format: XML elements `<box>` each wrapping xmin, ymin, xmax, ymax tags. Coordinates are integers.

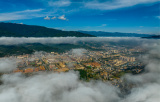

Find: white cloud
<box><xmin>101</xmin><ymin>24</ymin><xmax>107</xmax><ymax>27</ymax></box>
<box><xmin>0</xmin><ymin>9</ymin><xmax>44</xmax><ymax>21</ymax></box>
<box><xmin>85</xmin><ymin>0</ymin><xmax>160</xmax><ymax>10</ymax></box>
<box><xmin>44</xmin><ymin>16</ymin><xmax>50</xmax><ymax>20</ymax></box>
<box><xmin>51</xmin><ymin>16</ymin><xmax>56</xmax><ymax>20</ymax></box>
<box><xmin>155</xmin><ymin>16</ymin><xmax>160</xmax><ymax>19</ymax></box>
<box><xmin>0</xmin><ymin>37</ymin><xmax>159</xmax><ymax>45</ymax></box>
<box><xmin>0</xmin><ymin>58</ymin><xmax>17</xmax><ymax>73</ymax></box>
<box><xmin>44</xmin><ymin>15</ymin><xmax>68</xmax><ymax>21</ymax></box>
<box><xmin>58</xmin><ymin>15</ymin><xmax>68</xmax><ymax>20</ymax></box>
<box><xmin>121</xmin><ymin>43</ymin><xmax>160</xmax><ymax>102</ymax></box>
<box><xmin>0</xmin><ymin>71</ymin><xmax>120</xmax><ymax>102</ymax></box>
<box><xmin>48</xmin><ymin>0</ymin><xmax>71</xmax><ymax>7</ymax></box>
<box><xmin>97</xmin><ymin>24</ymin><xmax>107</xmax><ymax>27</ymax></box>
<box><xmin>70</xmin><ymin>48</ymin><xmax>87</xmax><ymax>56</ymax></box>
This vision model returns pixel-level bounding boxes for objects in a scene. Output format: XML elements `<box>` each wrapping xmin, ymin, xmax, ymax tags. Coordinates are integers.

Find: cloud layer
<box><xmin>0</xmin><ymin>37</ymin><xmax>159</xmax><ymax>46</ymax></box>
<box><xmin>0</xmin><ymin>38</ymin><xmax>160</xmax><ymax>102</ymax></box>
<box><xmin>0</xmin><ymin>71</ymin><xmax>120</xmax><ymax>102</ymax></box>
<box><xmin>0</xmin><ymin>58</ymin><xmax>17</xmax><ymax>73</ymax></box>
<box><xmin>121</xmin><ymin>43</ymin><xmax>160</xmax><ymax>102</ymax></box>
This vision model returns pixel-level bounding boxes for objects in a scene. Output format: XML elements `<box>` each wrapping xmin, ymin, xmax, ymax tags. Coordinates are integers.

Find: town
<box><xmin>1</xmin><ymin>44</ymin><xmax>146</xmax><ymax>84</ymax></box>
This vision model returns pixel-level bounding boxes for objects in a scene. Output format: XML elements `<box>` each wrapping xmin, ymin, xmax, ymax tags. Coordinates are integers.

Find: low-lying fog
<box><xmin>0</xmin><ymin>37</ymin><xmax>159</xmax><ymax>102</ymax></box>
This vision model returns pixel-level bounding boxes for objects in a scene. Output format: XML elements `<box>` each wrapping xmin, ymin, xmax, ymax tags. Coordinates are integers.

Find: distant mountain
<box><xmin>142</xmin><ymin>35</ymin><xmax>160</xmax><ymax>39</ymax></box>
<box><xmin>79</xmin><ymin>31</ymin><xmax>154</xmax><ymax>37</ymax></box>
<box><xmin>0</xmin><ymin>22</ymin><xmax>95</xmax><ymax>37</ymax></box>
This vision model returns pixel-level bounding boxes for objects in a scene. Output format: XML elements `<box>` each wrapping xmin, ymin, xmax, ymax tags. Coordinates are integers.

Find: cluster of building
<box><xmin>3</xmin><ymin>45</ymin><xmax>145</xmax><ymax>83</ymax></box>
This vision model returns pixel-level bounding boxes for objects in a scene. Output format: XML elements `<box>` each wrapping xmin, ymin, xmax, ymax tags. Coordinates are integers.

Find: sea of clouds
<box><xmin>0</xmin><ymin>37</ymin><xmax>159</xmax><ymax>102</ymax></box>
<box><xmin>0</xmin><ymin>37</ymin><xmax>158</xmax><ymax>46</ymax></box>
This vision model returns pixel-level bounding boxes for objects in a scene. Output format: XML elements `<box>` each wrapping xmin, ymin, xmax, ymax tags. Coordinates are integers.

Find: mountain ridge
<box><xmin>79</xmin><ymin>31</ymin><xmax>155</xmax><ymax>37</ymax></box>
<box><xmin>0</xmin><ymin>22</ymin><xmax>95</xmax><ymax>37</ymax></box>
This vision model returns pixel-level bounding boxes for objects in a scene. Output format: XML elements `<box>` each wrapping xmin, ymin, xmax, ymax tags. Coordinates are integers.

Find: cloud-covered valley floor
<box><xmin>0</xmin><ymin>37</ymin><xmax>159</xmax><ymax>102</ymax></box>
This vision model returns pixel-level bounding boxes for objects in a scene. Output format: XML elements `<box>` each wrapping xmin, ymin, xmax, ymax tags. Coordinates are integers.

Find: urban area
<box><xmin>0</xmin><ymin>44</ymin><xmax>146</xmax><ymax>87</ymax></box>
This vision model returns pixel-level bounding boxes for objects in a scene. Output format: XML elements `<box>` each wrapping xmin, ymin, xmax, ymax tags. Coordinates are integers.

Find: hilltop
<box><xmin>79</xmin><ymin>31</ymin><xmax>153</xmax><ymax>37</ymax></box>
<box><xmin>0</xmin><ymin>22</ymin><xmax>95</xmax><ymax>37</ymax></box>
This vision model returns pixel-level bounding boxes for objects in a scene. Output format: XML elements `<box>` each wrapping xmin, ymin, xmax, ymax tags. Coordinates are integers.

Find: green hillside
<box><xmin>0</xmin><ymin>43</ymin><xmax>97</xmax><ymax>57</ymax></box>
<box><xmin>0</xmin><ymin>22</ymin><xmax>95</xmax><ymax>37</ymax></box>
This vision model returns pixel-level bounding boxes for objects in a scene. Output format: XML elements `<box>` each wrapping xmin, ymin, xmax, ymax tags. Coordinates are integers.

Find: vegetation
<box><xmin>0</xmin><ymin>43</ymin><xmax>96</xmax><ymax>57</ymax></box>
<box><xmin>0</xmin><ymin>22</ymin><xmax>95</xmax><ymax>37</ymax></box>
<box><xmin>111</xmin><ymin>72</ymin><xmax>126</xmax><ymax>79</ymax></box>
<box><xmin>0</xmin><ymin>45</ymin><xmax>33</xmax><ymax>57</ymax></box>
<box><xmin>75</xmin><ymin>69</ymin><xmax>87</xmax><ymax>80</ymax></box>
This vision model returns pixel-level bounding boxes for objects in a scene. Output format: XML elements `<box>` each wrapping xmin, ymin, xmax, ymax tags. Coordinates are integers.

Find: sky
<box><xmin>0</xmin><ymin>0</ymin><xmax>160</xmax><ymax>34</ymax></box>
